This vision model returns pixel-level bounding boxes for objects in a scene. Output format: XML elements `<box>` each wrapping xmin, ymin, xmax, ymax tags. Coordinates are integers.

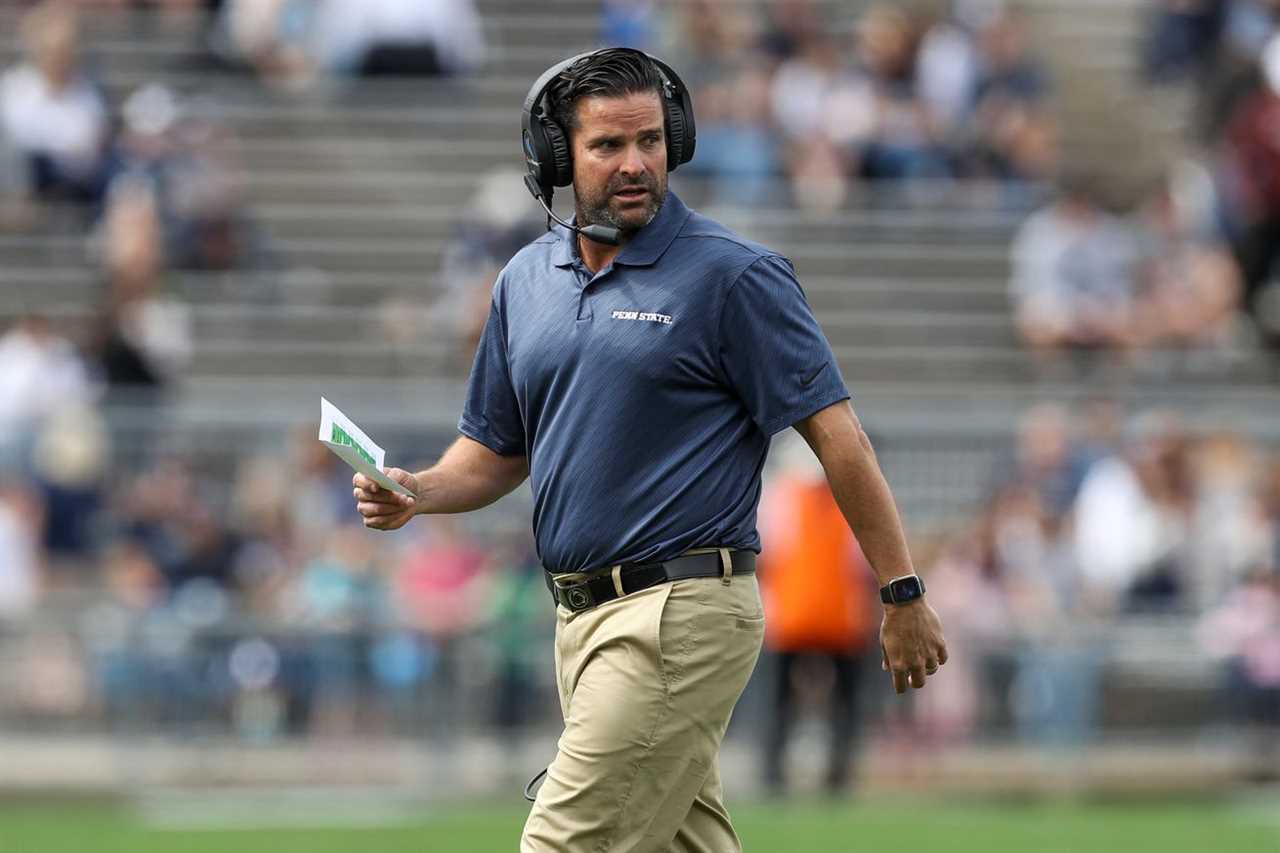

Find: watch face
<box><xmin>892</xmin><ymin>576</ymin><xmax>923</xmax><ymax>602</ymax></box>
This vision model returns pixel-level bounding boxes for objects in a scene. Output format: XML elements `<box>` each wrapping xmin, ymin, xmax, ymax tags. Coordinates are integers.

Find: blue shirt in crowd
<box><xmin>459</xmin><ymin>191</ymin><xmax>849</xmax><ymax>573</ymax></box>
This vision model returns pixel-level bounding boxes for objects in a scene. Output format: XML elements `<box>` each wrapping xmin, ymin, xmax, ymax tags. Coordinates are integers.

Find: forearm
<box><xmin>411</xmin><ymin>436</ymin><xmax>528</xmax><ymax>515</ymax></box>
<box><xmin>797</xmin><ymin>404</ymin><xmax>914</xmax><ymax>588</ymax></box>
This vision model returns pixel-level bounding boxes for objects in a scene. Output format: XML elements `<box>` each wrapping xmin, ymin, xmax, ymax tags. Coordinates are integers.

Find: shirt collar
<box><xmin>550</xmin><ymin>190</ymin><xmax>690</xmax><ymax>269</ymax></box>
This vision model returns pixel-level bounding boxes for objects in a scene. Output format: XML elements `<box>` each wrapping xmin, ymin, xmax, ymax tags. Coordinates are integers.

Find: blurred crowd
<box><xmin>0</xmin><ymin>0</ymin><xmax>1278</xmax><ymax>769</ymax></box>
<box><xmin>663</xmin><ymin>0</ymin><xmax>1056</xmax><ymax>210</ymax></box>
<box><xmin>1010</xmin><ymin>0</ymin><xmax>1280</xmax><ymax>363</ymax></box>
<box><xmin>0</xmin><ymin>416</ymin><xmax>551</xmax><ymax>740</ymax></box>
<box><xmin>0</xmin><ymin>0</ymin><xmax>270</xmax><ymax>415</ymax></box>
<box><xmin>916</xmin><ymin>402</ymin><xmax>1280</xmax><ymax>761</ymax></box>
<box><xmin>753</xmin><ymin>414</ymin><xmax>1280</xmax><ymax>789</ymax></box>
<box><xmin>1009</xmin><ymin>167</ymin><xmax>1249</xmax><ymax>368</ymax></box>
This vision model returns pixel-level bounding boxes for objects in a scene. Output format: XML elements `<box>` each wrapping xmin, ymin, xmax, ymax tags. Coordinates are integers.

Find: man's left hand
<box><xmin>880</xmin><ymin>599</ymin><xmax>948</xmax><ymax>694</ymax></box>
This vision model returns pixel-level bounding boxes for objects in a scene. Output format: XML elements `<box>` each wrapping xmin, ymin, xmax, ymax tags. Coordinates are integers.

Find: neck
<box><xmin>576</xmin><ymin>232</ymin><xmax>625</xmax><ymax>274</ymax></box>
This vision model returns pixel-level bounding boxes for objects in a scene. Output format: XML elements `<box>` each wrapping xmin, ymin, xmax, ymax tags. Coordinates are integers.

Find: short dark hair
<box><xmin>548</xmin><ymin>48</ymin><xmax>665</xmax><ymax>135</ymax></box>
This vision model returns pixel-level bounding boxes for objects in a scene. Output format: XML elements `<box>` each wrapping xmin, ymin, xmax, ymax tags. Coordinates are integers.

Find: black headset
<box><xmin>520</xmin><ymin>47</ymin><xmax>697</xmax><ymax>206</ymax></box>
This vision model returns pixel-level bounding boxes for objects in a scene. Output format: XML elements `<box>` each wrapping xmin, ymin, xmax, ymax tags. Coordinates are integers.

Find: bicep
<box><xmin>792</xmin><ymin>399</ymin><xmax>869</xmax><ymax>461</ymax></box>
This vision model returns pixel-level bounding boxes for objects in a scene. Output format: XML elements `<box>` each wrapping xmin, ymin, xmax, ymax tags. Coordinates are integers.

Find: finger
<box><xmin>937</xmin><ymin>644</ymin><xmax>949</xmax><ymax>666</ymax></box>
<box><xmin>881</xmin><ymin>646</ymin><xmax>889</xmax><ymax>672</ymax></box>
<box><xmin>891</xmin><ymin>669</ymin><xmax>908</xmax><ymax>694</ymax></box>
<box><xmin>358</xmin><ymin>501</ymin><xmax>403</xmax><ymax>518</ymax></box>
<box><xmin>363</xmin><ymin>509</ymin><xmax>409</xmax><ymax>530</ymax></box>
<box><xmin>925</xmin><ymin>659</ymin><xmax>939</xmax><ymax>675</ymax></box>
<box><xmin>909</xmin><ymin>664</ymin><xmax>927</xmax><ymax>689</ymax></box>
<box><xmin>353</xmin><ymin>472</ymin><xmax>379</xmax><ymax>494</ymax></box>
<box><xmin>354</xmin><ymin>488</ymin><xmax>397</xmax><ymax>505</ymax></box>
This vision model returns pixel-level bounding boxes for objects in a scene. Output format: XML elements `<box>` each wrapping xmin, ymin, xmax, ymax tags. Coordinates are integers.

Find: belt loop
<box><xmin>719</xmin><ymin>547</ymin><xmax>732</xmax><ymax>585</ymax></box>
<box><xmin>611</xmin><ymin>564</ymin><xmax>625</xmax><ymax>597</ymax></box>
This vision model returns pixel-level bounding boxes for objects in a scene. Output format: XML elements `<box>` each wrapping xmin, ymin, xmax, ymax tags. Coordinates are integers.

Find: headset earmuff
<box><xmin>521</xmin><ymin>49</ymin><xmax>696</xmax><ymax>203</ymax></box>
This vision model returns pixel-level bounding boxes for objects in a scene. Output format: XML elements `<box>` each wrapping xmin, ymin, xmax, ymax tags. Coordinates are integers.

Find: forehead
<box><xmin>573</xmin><ymin>91</ymin><xmax>664</xmax><ymax>135</ymax></box>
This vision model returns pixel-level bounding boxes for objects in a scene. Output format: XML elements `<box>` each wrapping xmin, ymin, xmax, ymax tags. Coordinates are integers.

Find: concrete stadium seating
<box><xmin>1</xmin><ymin>0</ymin><xmax>1278</xmax><ymax>524</ymax></box>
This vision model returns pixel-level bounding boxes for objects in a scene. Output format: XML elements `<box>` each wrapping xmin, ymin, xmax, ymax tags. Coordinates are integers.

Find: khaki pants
<box><xmin>522</xmin><ymin>573</ymin><xmax>766</xmax><ymax>852</ymax></box>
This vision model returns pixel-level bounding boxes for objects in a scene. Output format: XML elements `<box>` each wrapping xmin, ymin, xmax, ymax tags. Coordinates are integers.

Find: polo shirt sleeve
<box><xmin>718</xmin><ymin>254</ymin><xmax>850</xmax><ymax>436</ymax></box>
<box><xmin>458</xmin><ymin>293</ymin><xmax>526</xmax><ymax>456</ymax></box>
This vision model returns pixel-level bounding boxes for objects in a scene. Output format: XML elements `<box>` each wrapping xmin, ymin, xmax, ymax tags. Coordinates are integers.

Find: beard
<box><xmin>575</xmin><ymin>171</ymin><xmax>667</xmax><ymax>238</ymax></box>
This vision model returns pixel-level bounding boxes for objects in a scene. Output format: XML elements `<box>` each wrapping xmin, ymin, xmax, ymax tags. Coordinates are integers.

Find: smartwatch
<box><xmin>879</xmin><ymin>574</ymin><xmax>926</xmax><ymax>606</ymax></box>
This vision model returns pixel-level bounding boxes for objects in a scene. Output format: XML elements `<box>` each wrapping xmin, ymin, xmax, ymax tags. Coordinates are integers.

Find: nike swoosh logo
<box><xmin>800</xmin><ymin>364</ymin><xmax>826</xmax><ymax>388</ymax></box>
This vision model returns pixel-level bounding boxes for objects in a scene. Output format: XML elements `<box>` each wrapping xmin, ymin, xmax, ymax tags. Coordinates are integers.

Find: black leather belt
<box><xmin>545</xmin><ymin>550</ymin><xmax>756</xmax><ymax>613</ymax></box>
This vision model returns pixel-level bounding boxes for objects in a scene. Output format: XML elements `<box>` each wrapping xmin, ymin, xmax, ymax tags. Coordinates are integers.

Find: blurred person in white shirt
<box><xmin>0</xmin><ymin>315</ymin><xmax>95</xmax><ymax>470</ymax></box>
<box><xmin>0</xmin><ymin>1</ymin><xmax>110</xmax><ymax>204</ymax></box>
<box><xmin>1010</xmin><ymin>178</ymin><xmax>1142</xmax><ymax>360</ymax></box>
<box><xmin>1073</xmin><ymin>412</ymin><xmax>1194</xmax><ymax>611</ymax></box>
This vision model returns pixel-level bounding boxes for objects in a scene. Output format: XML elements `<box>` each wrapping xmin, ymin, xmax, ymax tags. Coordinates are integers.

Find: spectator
<box><xmin>758</xmin><ymin>0</ymin><xmax>823</xmax><ymax>67</ymax></box>
<box><xmin>1198</xmin><ymin>566</ymin><xmax>1280</xmax><ymax>780</ymax></box>
<box><xmin>916</xmin><ymin>10</ymin><xmax>980</xmax><ymax>142</ymax></box>
<box><xmin>431</xmin><ymin>168</ymin><xmax>543</xmax><ymax>370</ymax></box>
<box><xmin>1073</xmin><ymin>412</ymin><xmax>1194</xmax><ymax>611</ymax></box>
<box><xmin>291</xmin><ymin>525</ymin><xmax>386</xmax><ymax>734</ymax></box>
<box><xmin>1132</xmin><ymin>175</ymin><xmax>1246</xmax><ymax>358</ymax></box>
<box><xmin>93</xmin><ymin>178</ymin><xmax>194</xmax><ymax>384</ymax></box>
<box><xmin>672</xmin><ymin>0</ymin><xmax>758</xmax><ymax>92</ymax></box>
<box><xmin>993</xmin><ymin>402</ymin><xmax>1092</xmax><ymax>519</ymax></box>
<box><xmin>0</xmin><ymin>315</ymin><xmax>95</xmax><ymax>471</ymax></box>
<box><xmin>167</xmin><ymin>501</ymin><xmax>244</xmax><ymax>593</ymax></box>
<box><xmin>963</xmin><ymin>4</ymin><xmax>1057</xmax><ymax>188</ymax></box>
<box><xmin>1218</xmin><ymin>33</ymin><xmax>1280</xmax><ymax>339</ymax></box>
<box><xmin>682</xmin><ymin>67</ymin><xmax>782</xmax><ymax>207</ymax></box>
<box><xmin>216</xmin><ymin>0</ymin><xmax>487</xmax><ymax>87</ymax></box>
<box><xmin>485</xmin><ymin>534</ymin><xmax>554</xmax><ymax>736</ymax></box>
<box><xmin>310</xmin><ymin>0</ymin><xmax>486</xmax><ymax>77</ymax></box>
<box><xmin>769</xmin><ymin>34</ymin><xmax>866</xmax><ymax>209</ymax></box>
<box><xmin>914</xmin><ymin>512</ymin><xmax>1015</xmax><ymax>742</ymax></box>
<box><xmin>116</xmin><ymin>454</ymin><xmax>199</xmax><ymax>577</ymax></box>
<box><xmin>1187</xmin><ymin>430</ymin><xmax>1273</xmax><ymax>610</ymax></box>
<box><xmin>288</xmin><ymin>425</ymin><xmax>355</xmax><ymax>550</ymax></box>
<box><xmin>394</xmin><ymin>516</ymin><xmax>491</xmax><ymax>737</ymax></box>
<box><xmin>990</xmin><ymin>481</ymin><xmax>1104</xmax><ymax>750</ymax></box>
<box><xmin>1009</xmin><ymin>178</ymin><xmax>1141</xmax><ymax>358</ymax></box>
<box><xmin>756</xmin><ymin>435</ymin><xmax>878</xmax><ymax>795</ymax></box>
<box><xmin>849</xmin><ymin>5</ymin><xmax>951</xmax><ymax>182</ymax></box>
<box><xmin>113</xmin><ymin>84</ymin><xmax>258</xmax><ymax>272</ymax></box>
<box><xmin>29</xmin><ymin>403</ymin><xmax>111</xmax><ymax>586</ymax></box>
<box><xmin>0</xmin><ymin>479</ymin><xmax>43</xmax><ymax>620</ymax></box>
<box><xmin>1143</xmin><ymin>0</ymin><xmax>1227</xmax><ymax>83</ymax></box>
<box><xmin>0</xmin><ymin>1</ymin><xmax>111</xmax><ymax>205</ymax></box>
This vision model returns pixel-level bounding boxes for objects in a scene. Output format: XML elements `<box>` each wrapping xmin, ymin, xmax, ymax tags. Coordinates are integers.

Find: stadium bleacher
<box><xmin>3</xmin><ymin>0</ymin><xmax>1278</xmax><ymax>530</ymax></box>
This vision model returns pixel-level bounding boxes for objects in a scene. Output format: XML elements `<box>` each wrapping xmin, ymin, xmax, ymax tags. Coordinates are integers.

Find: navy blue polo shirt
<box><xmin>458</xmin><ymin>191</ymin><xmax>849</xmax><ymax>573</ymax></box>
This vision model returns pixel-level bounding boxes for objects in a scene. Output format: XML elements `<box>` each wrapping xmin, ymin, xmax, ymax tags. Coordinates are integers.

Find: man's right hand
<box><xmin>352</xmin><ymin>468</ymin><xmax>420</xmax><ymax>530</ymax></box>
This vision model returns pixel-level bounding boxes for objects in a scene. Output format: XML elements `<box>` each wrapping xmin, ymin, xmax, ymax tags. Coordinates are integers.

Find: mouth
<box><xmin>613</xmin><ymin>187</ymin><xmax>650</xmax><ymax>201</ymax></box>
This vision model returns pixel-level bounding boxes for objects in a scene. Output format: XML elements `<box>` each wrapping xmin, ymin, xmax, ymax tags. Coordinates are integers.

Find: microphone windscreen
<box><xmin>580</xmin><ymin>225</ymin><xmax>621</xmax><ymax>246</ymax></box>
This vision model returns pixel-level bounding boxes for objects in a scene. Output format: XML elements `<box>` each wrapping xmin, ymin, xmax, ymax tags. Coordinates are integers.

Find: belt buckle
<box><xmin>559</xmin><ymin>580</ymin><xmax>595</xmax><ymax>612</ymax></box>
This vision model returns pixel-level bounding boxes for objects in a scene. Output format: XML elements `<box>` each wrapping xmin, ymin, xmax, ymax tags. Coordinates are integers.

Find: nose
<box><xmin>619</xmin><ymin>143</ymin><xmax>646</xmax><ymax>179</ymax></box>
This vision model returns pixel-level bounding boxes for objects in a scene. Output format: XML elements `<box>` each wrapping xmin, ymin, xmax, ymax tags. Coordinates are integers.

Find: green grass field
<box><xmin>1</xmin><ymin>799</ymin><xmax>1276</xmax><ymax>853</ymax></box>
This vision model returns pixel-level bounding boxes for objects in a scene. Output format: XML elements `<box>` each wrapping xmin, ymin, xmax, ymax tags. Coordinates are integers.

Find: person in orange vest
<box><xmin>757</xmin><ymin>434</ymin><xmax>879</xmax><ymax>795</ymax></box>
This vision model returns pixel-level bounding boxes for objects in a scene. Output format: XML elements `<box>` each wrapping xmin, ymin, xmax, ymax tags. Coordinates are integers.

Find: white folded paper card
<box><xmin>318</xmin><ymin>397</ymin><xmax>415</xmax><ymax>498</ymax></box>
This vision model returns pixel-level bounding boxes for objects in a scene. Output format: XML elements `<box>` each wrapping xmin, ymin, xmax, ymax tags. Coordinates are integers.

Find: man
<box><xmin>756</xmin><ymin>434</ymin><xmax>879</xmax><ymax>796</ymax></box>
<box><xmin>352</xmin><ymin>48</ymin><xmax>948</xmax><ymax>853</ymax></box>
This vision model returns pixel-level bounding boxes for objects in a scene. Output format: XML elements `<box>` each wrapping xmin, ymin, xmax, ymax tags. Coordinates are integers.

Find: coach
<box><xmin>352</xmin><ymin>47</ymin><xmax>948</xmax><ymax>853</ymax></box>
